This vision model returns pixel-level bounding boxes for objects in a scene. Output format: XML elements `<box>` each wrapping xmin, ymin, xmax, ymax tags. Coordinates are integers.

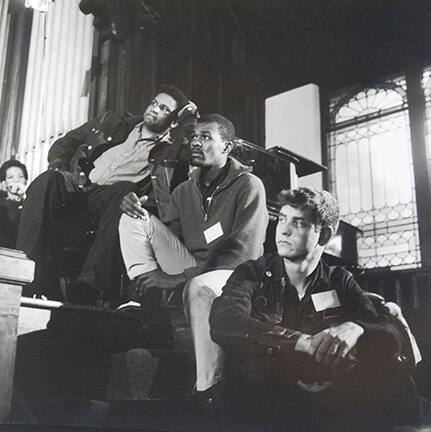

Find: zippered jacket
<box><xmin>168</xmin><ymin>157</ymin><xmax>269</xmax><ymax>279</ymax></box>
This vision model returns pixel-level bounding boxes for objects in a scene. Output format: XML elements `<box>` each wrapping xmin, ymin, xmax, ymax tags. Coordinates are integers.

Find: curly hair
<box><xmin>156</xmin><ymin>84</ymin><xmax>188</xmax><ymax>110</ymax></box>
<box><xmin>278</xmin><ymin>187</ymin><xmax>339</xmax><ymax>233</ymax></box>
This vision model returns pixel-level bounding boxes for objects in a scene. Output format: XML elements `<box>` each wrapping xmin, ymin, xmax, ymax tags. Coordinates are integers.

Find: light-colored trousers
<box><xmin>119</xmin><ymin>214</ymin><xmax>232</xmax><ymax>391</ymax></box>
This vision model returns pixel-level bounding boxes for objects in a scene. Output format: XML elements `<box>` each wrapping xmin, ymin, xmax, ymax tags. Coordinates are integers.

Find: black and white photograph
<box><xmin>1</xmin><ymin>0</ymin><xmax>431</xmax><ymax>431</ymax></box>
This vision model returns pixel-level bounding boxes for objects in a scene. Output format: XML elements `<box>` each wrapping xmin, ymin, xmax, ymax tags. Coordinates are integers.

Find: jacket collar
<box><xmin>269</xmin><ymin>253</ymin><xmax>331</xmax><ymax>288</ymax></box>
<box><xmin>189</xmin><ymin>156</ymin><xmax>252</xmax><ymax>189</ymax></box>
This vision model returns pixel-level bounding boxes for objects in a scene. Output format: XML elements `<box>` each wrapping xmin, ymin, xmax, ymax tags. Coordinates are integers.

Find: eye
<box><xmin>160</xmin><ymin>105</ymin><xmax>171</xmax><ymax>114</ymax></box>
<box><xmin>278</xmin><ymin>215</ymin><xmax>287</xmax><ymax>224</ymax></box>
<box><xmin>203</xmin><ymin>135</ymin><xmax>211</xmax><ymax>141</ymax></box>
<box><xmin>151</xmin><ymin>100</ymin><xmax>157</xmax><ymax>106</ymax></box>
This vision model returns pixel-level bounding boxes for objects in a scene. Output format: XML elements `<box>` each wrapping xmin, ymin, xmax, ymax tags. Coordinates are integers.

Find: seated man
<box><xmin>16</xmin><ymin>85</ymin><xmax>194</xmax><ymax>305</ymax></box>
<box><xmin>0</xmin><ymin>159</ymin><xmax>28</xmax><ymax>248</ymax></box>
<box><xmin>119</xmin><ymin>114</ymin><xmax>268</xmax><ymax>397</ymax></box>
<box><xmin>210</xmin><ymin>188</ymin><xmax>429</xmax><ymax>431</ymax></box>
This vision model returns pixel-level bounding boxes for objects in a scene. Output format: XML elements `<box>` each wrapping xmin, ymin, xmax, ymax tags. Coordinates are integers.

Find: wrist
<box><xmin>294</xmin><ymin>334</ymin><xmax>312</xmax><ymax>353</ymax></box>
<box><xmin>348</xmin><ymin>321</ymin><xmax>365</xmax><ymax>336</ymax></box>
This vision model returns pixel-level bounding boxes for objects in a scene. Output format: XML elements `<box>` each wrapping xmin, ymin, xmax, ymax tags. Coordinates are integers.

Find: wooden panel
<box><xmin>0</xmin><ymin>283</ymin><xmax>22</xmax><ymax>421</ymax></box>
<box><xmin>0</xmin><ymin>248</ymin><xmax>34</xmax><ymax>285</ymax></box>
<box><xmin>18</xmin><ymin>306</ymin><xmax>51</xmax><ymax>335</ymax></box>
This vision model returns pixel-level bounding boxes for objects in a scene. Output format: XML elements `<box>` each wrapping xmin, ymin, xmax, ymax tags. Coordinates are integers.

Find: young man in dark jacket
<box><xmin>209</xmin><ymin>188</ymin><xmax>429</xmax><ymax>431</ymax></box>
<box><xmin>17</xmin><ymin>85</ymin><xmax>194</xmax><ymax>305</ymax></box>
<box><xmin>119</xmin><ymin>114</ymin><xmax>268</xmax><ymax>397</ymax></box>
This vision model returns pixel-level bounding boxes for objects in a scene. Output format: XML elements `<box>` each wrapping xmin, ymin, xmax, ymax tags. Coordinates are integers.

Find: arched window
<box><xmin>328</xmin><ymin>77</ymin><xmax>421</xmax><ymax>269</ymax></box>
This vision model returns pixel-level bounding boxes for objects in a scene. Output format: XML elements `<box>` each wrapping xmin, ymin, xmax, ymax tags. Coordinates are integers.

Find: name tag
<box><xmin>204</xmin><ymin>222</ymin><xmax>224</xmax><ymax>244</ymax></box>
<box><xmin>311</xmin><ymin>290</ymin><xmax>341</xmax><ymax>312</ymax></box>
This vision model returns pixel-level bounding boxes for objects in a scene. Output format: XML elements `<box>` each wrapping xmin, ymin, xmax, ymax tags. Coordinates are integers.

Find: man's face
<box><xmin>4</xmin><ymin>166</ymin><xmax>27</xmax><ymax>198</ymax></box>
<box><xmin>189</xmin><ymin>122</ymin><xmax>228</xmax><ymax>169</ymax></box>
<box><xmin>143</xmin><ymin>93</ymin><xmax>177</xmax><ymax>132</ymax></box>
<box><xmin>276</xmin><ymin>204</ymin><xmax>322</xmax><ymax>261</ymax></box>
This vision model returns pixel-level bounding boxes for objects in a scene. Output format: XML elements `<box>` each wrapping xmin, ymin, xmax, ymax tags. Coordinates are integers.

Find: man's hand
<box><xmin>134</xmin><ymin>269</ymin><xmax>186</xmax><ymax>297</ymax></box>
<box><xmin>7</xmin><ymin>182</ymin><xmax>26</xmax><ymax>201</ymax></box>
<box><xmin>295</xmin><ymin>322</ymin><xmax>364</xmax><ymax>369</ymax></box>
<box><xmin>120</xmin><ymin>192</ymin><xmax>149</xmax><ymax>220</ymax></box>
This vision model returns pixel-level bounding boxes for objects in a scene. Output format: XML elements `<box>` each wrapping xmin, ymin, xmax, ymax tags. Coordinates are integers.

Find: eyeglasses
<box><xmin>150</xmin><ymin>99</ymin><xmax>173</xmax><ymax>115</ymax></box>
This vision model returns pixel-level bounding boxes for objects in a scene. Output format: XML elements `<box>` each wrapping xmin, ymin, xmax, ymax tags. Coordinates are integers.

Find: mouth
<box><xmin>277</xmin><ymin>240</ymin><xmax>291</xmax><ymax>246</ymax></box>
<box><xmin>191</xmin><ymin>150</ymin><xmax>203</xmax><ymax>157</ymax></box>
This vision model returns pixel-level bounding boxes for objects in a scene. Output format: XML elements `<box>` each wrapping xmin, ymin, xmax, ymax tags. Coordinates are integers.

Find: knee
<box><xmin>23</xmin><ymin>170</ymin><xmax>67</xmax><ymax>203</ymax></box>
<box><xmin>118</xmin><ymin>213</ymin><xmax>152</xmax><ymax>239</ymax></box>
<box><xmin>119</xmin><ymin>213</ymin><xmax>138</xmax><ymax>235</ymax></box>
<box><xmin>28</xmin><ymin>169</ymin><xmax>62</xmax><ymax>189</ymax></box>
<box><xmin>183</xmin><ymin>276</ymin><xmax>217</xmax><ymax>309</ymax></box>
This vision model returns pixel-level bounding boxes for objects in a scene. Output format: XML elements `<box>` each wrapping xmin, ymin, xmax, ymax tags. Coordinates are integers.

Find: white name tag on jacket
<box><xmin>204</xmin><ymin>222</ymin><xmax>224</xmax><ymax>244</ymax></box>
<box><xmin>311</xmin><ymin>290</ymin><xmax>341</xmax><ymax>312</ymax></box>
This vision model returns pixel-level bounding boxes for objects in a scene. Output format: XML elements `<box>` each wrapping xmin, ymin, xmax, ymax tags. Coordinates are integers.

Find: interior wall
<box><xmin>265</xmin><ymin>83</ymin><xmax>323</xmax><ymax>188</ymax></box>
<box><xmin>16</xmin><ymin>0</ymin><xmax>93</xmax><ymax>180</ymax></box>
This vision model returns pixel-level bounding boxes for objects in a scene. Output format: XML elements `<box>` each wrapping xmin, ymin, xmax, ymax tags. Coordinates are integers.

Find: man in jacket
<box><xmin>209</xmin><ymin>187</ymin><xmax>429</xmax><ymax>430</ymax></box>
<box><xmin>17</xmin><ymin>85</ymin><xmax>194</xmax><ymax>305</ymax></box>
<box><xmin>119</xmin><ymin>113</ymin><xmax>268</xmax><ymax>398</ymax></box>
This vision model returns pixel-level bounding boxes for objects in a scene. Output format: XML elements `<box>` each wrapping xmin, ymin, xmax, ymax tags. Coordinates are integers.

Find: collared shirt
<box><xmin>89</xmin><ymin>122</ymin><xmax>157</xmax><ymax>185</ymax></box>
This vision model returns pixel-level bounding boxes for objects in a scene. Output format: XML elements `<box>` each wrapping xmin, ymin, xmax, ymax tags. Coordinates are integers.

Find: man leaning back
<box><xmin>17</xmin><ymin>85</ymin><xmax>193</xmax><ymax>305</ymax></box>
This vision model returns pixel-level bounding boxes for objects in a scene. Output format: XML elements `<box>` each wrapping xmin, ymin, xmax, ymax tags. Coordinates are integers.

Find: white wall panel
<box><xmin>17</xmin><ymin>0</ymin><xmax>93</xmax><ymax>180</ymax></box>
<box><xmin>265</xmin><ymin>83</ymin><xmax>323</xmax><ymax>189</ymax></box>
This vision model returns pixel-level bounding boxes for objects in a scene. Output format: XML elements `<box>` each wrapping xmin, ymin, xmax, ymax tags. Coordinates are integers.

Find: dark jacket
<box><xmin>210</xmin><ymin>253</ymin><xmax>403</xmax><ymax>359</ymax></box>
<box><xmin>48</xmin><ymin>111</ymin><xmax>140</xmax><ymax>174</ymax></box>
<box><xmin>210</xmin><ymin>253</ymin><xmax>423</xmax><ymax>421</ymax></box>
<box><xmin>168</xmin><ymin>157</ymin><xmax>269</xmax><ymax>279</ymax></box>
<box><xmin>0</xmin><ymin>193</ymin><xmax>22</xmax><ymax>248</ymax></box>
<box><xmin>47</xmin><ymin>111</ymin><xmax>190</xmax><ymax>221</ymax></box>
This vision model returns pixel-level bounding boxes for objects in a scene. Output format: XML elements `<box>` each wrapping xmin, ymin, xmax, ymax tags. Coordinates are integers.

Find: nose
<box><xmin>280</xmin><ymin>221</ymin><xmax>292</xmax><ymax>236</ymax></box>
<box><xmin>191</xmin><ymin>136</ymin><xmax>202</xmax><ymax>148</ymax></box>
<box><xmin>151</xmin><ymin>104</ymin><xmax>160</xmax><ymax>114</ymax></box>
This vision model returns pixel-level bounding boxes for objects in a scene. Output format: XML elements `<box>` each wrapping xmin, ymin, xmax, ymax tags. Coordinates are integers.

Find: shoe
<box><xmin>194</xmin><ymin>381</ymin><xmax>226</xmax><ymax>413</ymax></box>
<box><xmin>68</xmin><ymin>280</ymin><xmax>104</xmax><ymax>307</ymax></box>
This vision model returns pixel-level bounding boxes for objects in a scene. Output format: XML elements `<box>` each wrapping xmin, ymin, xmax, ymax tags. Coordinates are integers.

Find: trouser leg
<box><xmin>16</xmin><ymin>171</ymin><xmax>81</xmax><ymax>297</ymax></box>
<box><xmin>183</xmin><ymin>270</ymin><xmax>233</xmax><ymax>391</ymax></box>
<box><xmin>119</xmin><ymin>213</ymin><xmax>196</xmax><ymax>280</ymax></box>
<box><xmin>16</xmin><ymin>170</ymin><xmax>73</xmax><ymax>261</ymax></box>
<box><xmin>78</xmin><ymin>182</ymin><xmax>137</xmax><ymax>300</ymax></box>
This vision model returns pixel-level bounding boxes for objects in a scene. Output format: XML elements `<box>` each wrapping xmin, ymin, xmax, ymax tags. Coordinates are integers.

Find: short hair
<box><xmin>278</xmin><ymin>187</ymin><xmax>340</xmax><ymax>233</ymax></box>
<box><xmin>197</xmin><ymin>114</ymin><xmax>236</xmax><ymax>143</ymax></box>
<box><xmin>0</xmin><ymin>159</ymin><xmax>28</xmax><ymax>182</ymax></box>
<box><xmin>156</xmin><ymin>84</ymin><xmax>188</xmax><ymax>111</ymax></box>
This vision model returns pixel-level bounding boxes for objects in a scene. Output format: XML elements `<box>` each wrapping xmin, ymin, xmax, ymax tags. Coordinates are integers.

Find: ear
<box><xmin>318</xmin><ymin>226</ymin><xmax>334</xmax><ymax>247</ymax></box>
<box><xmin>223</xmin><ymin>141</ymin><xmax>233</xmax><ymax>154</ymax></box>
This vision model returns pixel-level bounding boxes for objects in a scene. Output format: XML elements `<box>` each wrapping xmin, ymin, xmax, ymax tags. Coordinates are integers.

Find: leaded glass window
<box><xmin>328</xmin><ymin>77</ymin><xmax>421</xmax><ymax>269</ymax></box>
<box><xmin>421</xmin><ymin>68</ymin><xmax>431</xmax><ymax>190</ymax></box>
